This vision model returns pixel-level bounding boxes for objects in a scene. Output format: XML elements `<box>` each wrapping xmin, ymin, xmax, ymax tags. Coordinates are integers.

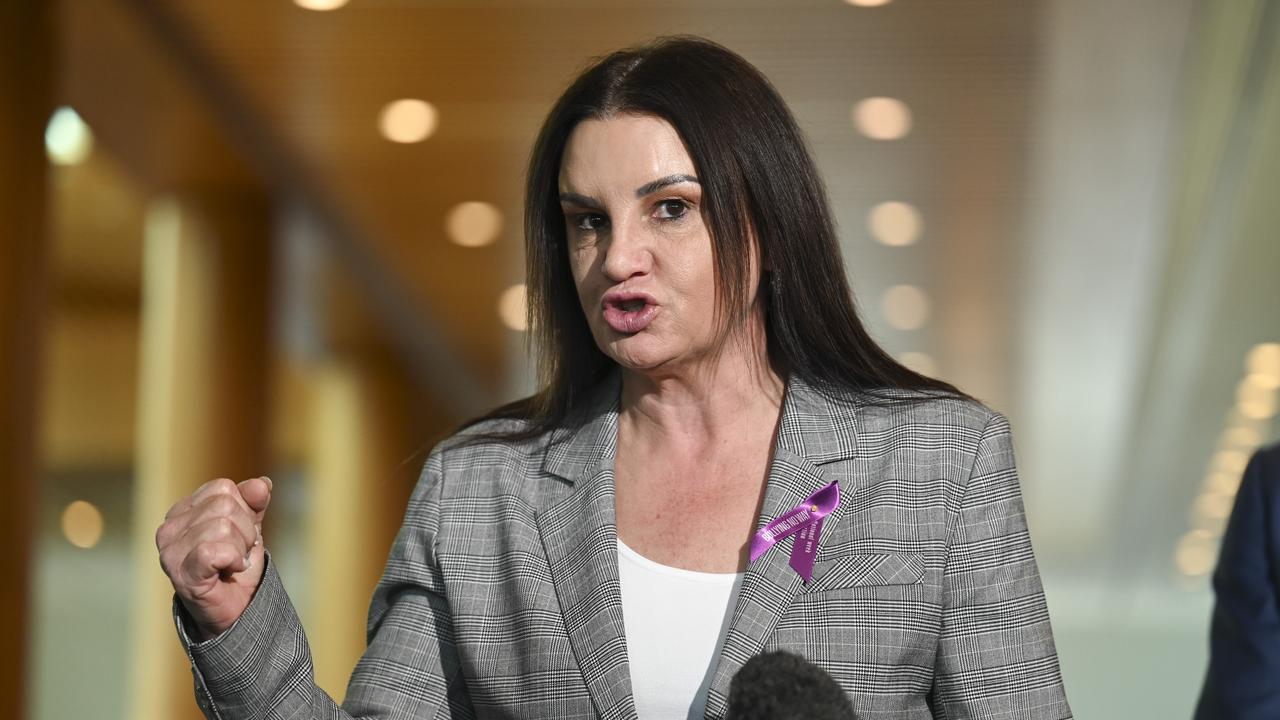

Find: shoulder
<box><xmin>787</xmin><ymin>380</ymin><xmax>1007</xmax><ymax>473</ymax></box>
<box><xmin>1245</xmin><ymin>441</ymin><xmax>1280</xmax><ymax>492</ymax></box>
<box><xmin>1250</xmin><ymin>442</ymin><xmax>1280</xmax><ymax>472</ymax></box>
<box><xmin>400</xmin><ymin>414</ymin><xmax>554</xmax><ymax>512</ymax></box>
<box><xmin>863</xmin><ymin>390</ymin><xmax>997</xmax><ymax>427</ymax></box>
<box><xmin>823</xmin><ymin>385</ymin><xmax>1004</xmax><ymax>443</ymax></box>
<box><xmin>427</xmin><ymin>415</ymin><xmax>550</xmax><ymax>476</ymax></box>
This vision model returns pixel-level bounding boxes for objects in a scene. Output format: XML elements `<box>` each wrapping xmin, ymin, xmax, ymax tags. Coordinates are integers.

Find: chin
<box><xmin>601</xmin><ymin>333</ymin><xmax>676</xmax><ymax>372</ymax></box>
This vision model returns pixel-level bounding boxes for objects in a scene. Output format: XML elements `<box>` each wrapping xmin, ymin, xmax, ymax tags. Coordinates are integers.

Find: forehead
<box><xmin>558</xmin><ymin>114</ymin><xmax>695</xmax><ymax>191</ymax></box>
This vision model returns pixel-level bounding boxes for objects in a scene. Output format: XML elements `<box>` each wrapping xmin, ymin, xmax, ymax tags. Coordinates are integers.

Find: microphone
<box><xmin>725</xmin><ymin>650</ymin><xmax>855</xmax><ymax>720</ymax></box>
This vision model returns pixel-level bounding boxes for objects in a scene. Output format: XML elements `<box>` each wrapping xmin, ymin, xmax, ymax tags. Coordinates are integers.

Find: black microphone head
<box><xmin>725</xmin><ymin>650</ymin><xmax>855</xmax><ymax>720</ymax></box>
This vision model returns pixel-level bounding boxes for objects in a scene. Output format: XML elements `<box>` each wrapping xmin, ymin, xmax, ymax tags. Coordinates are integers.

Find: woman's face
<box><xmin>559</xmin><ymin>113</ymin><xmax>754</xmax><ymax>374</ymax></box>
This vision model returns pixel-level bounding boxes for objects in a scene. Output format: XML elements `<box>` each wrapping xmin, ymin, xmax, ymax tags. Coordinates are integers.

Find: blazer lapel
<box><xmin>536</xmin><ymin>375</ymin><xmax>638</xmax><ymax>720</ymax></box>
<box><xmin>701</xmin><ymin>377</ymin><xmax>859</xmax><ymax>719</ymax></box>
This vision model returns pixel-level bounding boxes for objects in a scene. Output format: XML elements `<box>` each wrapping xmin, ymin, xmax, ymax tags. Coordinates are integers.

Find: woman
<box><xmin>157</xmin><ymin>35</ymin><xmax>1072</xmax><ymax>719</ymax></box>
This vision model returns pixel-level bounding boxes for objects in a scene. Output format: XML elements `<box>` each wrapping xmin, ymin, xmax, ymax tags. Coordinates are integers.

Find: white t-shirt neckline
<box><xmin>617</xmin><ymin>537</ymin><xmax>745</xmax><ymax>720</ymax></box>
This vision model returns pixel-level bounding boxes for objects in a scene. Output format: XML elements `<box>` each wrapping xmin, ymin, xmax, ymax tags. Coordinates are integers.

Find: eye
<box><xmin>655</xmin><ymin>199</ymin><xmax>690</xmax><ymax>221</ymax></box>
<box><xmin>570</xmin><ymin>213</ymin><xmax>608</xmax><ymax>232</ymax></box>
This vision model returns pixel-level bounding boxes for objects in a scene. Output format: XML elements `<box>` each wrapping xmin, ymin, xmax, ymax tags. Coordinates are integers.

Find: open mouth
<box><xmin>601</xmin><ymin>291</ymin><xmax>658</xmax><ymax>334</ymax></box>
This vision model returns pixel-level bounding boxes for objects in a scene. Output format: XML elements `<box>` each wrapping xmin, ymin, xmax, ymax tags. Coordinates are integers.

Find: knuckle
<box><xmin>209</xmin><ymin>494</ymin><xmax>239</xmax><ymax>515</ymax></box>
<box><xmin>193</xmin><ymin>543</ymin><xmax>219</xmax><ymax>566</ymax></box>
<box><xmin>160</xmin><ymin>549</ymin><xmax>182</xmax><ymax>579</ymax></box>
<box><xmin>214</xmin><ymin>516</ymin><xmax>237</xmax><ymax>537</ymax></box>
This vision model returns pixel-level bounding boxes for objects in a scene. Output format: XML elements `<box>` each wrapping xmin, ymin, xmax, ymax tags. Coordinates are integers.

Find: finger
<box><xmin>155</xmin><ymin>517</ymin><xmax>184</xmax><ymax>552</ymax></box>
<box><xmin>182</xmin><ymin>541</ymin><xmax>251</xmax><ymax>587</ymax></box>
<box><xmin>184</xmin><ymin>510</ymin><xmax>256</xmax><ymax>558</ymax></box>
<box><xmin>236</xmin><ymin>476</ymin><xmax>272</xmax><ymax>519</ymax></box>
<box><xmin>157</xmin><ymin>489</ymin><xmax>248</xmax><ymax>553</ymax></box>
<box><xmin>193</xmin><ymin>480</ymin><xmax>255</xmax><ymax>521</ymax></box>
<box><xmin>189</xmin><ymin>477</ymin><xmax>238</xmax><ymax>506</ymax></box>
<box><xmin>163</xmin><ymin>496</ymin><xmax>194</xmax><ymax>521</ymax></box>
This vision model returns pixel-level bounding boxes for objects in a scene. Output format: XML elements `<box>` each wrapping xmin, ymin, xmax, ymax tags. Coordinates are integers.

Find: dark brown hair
<box><xmin>471</xmin><ymin>35</ymin><xmax>964</xmax><ymax>439</ymax></box>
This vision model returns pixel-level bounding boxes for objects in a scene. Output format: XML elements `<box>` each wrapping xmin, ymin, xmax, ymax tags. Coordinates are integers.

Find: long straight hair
<box><xmin>472</xmin><ymin>35</ymin><xmax>965</xmax><ymax>439</ymax></box>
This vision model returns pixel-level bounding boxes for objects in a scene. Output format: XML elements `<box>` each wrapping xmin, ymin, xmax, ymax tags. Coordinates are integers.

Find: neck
<box><xmin>618</xmin><ymin>323</ymin><xmax>785</xmax><ymax>450</ymax></box>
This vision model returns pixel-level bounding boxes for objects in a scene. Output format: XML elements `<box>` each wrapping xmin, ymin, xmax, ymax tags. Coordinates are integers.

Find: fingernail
<box><xmin>244</xmin><ymin>555</ymin><xmax>253</xmax><ymax>571</ymax></box>
<box><xmin>261</xmin><ymin>476</ymin><xmax>273</xmax><ymax>490</ymax></box>
<box><xmin>254</xmin><ymin>524</ymin><xmax>262</xmax><ymax>546</ymax></box>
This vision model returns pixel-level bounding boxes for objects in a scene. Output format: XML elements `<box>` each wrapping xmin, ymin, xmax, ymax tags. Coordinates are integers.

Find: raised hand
<box><xmin>156</xmin><ymin>476</ymin><xmax>273</xmax><ymax>640</ymax></box>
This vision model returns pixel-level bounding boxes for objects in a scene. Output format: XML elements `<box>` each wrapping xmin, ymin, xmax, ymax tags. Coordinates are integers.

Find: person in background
<box><xmin>1196</xmin><ymin>442</ymin><xmax>1280</xmax><ymax>719</ymax></box>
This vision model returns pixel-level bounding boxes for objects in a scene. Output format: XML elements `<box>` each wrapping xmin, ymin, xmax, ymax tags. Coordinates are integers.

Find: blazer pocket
<box><xmin>801</xmin><ymin>552</ymin><xmax>926</xmax><ymax>594</ymax></box>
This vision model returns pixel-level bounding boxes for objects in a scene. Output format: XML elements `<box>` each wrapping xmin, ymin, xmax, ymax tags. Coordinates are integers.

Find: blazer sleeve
<box><xmin>929</xmin><ymin>412</ymin><xmax>1073</xmax><ymax>719</ymax></box>
<box><xmin>174</xmin><ymin>448</ymin><xmax>474</xmax><ymax>719</ymax></box>
<box><xmin>1194</xmin><ymin>444</ymin><xmax>1280</xmax><ymax>720</ymax></box>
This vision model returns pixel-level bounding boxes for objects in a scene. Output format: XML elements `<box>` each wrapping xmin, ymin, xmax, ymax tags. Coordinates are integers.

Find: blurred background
<box><xmin>1</xmin><ymin>0</ymin><xmax>1278</xmax><ymax>718</ymax></box>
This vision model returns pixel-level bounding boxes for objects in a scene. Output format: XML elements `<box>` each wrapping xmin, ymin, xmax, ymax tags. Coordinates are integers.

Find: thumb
<box><xmin>237</xmin><ymin>476</ymin><xmax>272</xmax><ymax>518</ymax></box>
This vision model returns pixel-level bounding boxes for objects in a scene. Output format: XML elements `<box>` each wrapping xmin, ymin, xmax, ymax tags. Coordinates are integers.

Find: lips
<box><xmin>601</xmin><ymin>290</ymin><xmax>658</xmax><ymax>334</ymax></box>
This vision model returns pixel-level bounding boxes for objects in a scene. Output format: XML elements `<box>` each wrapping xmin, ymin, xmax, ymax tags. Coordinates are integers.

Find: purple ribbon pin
<box><xmin>749</xmin><ymin>481</ymin><xmax>840</xmax><ymax>583</ymax></box>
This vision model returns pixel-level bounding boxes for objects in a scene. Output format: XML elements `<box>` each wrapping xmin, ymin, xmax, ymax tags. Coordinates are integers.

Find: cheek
<box><xmin>671</xmin><ymin>243</ymin><xmax>718</xmax><ymax>302</ymax></box>
<box><xmin>567</xmin><ymin>246</ymin><xmax>597</xmax><ymax>304</ymax></box>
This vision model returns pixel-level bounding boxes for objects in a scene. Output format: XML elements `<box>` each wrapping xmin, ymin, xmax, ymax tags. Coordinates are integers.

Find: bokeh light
<box><xmin>882</xmin><ymin>284</ymin><xmax>930</xmax><ymax>330</ymax></box>
<box><xmin>61</xmin><ymin>500</ymin><xmax>104</xmax><ymax>549</ymax></box>
<box><xmin>378</xmin><ymin>99</ymin><xmax>438</xmax><ymax>144</ymax></box>
<box><xmin>498</xmin><ymin>284</ymin><xmax>528</xmax><ymax>332</ymax></box>
<box><xmin>852</xmin><ymin>97</ymin><xmax>912</xmax><ymax>140</ymax></box>
<box><xmin>45</xmin><ymin>106</ymin><xmax>94</xmax><ymax>166</ymax></box>
<box><xmin>1246</xmin><ymin>342</ymin><xmax>1280</xmax><ymax>379</ymax></box>
<box><xmin>446</xmin><ymin>202</ymin><xmax>503</xmax><ymax>248</ymax></box>
<box><xmin>868</xmin><ymin>201</ymin><xmax>923</xmax><ymax>247</ymax></box>
<box><xmin>1174</xmin><ymin>529</ymin><xmax>1218</xmax><ymax>576</ymax></box>
<box><xmin>295</xmin><ymin>0</ymin><xmax>350</xmax><ymax>10</ymax></box>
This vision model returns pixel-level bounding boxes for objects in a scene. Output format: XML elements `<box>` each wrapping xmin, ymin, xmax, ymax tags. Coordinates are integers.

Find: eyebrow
<box><xmin>558</xmin><ymin>174</ymin><xmax>700</xmax><ymax>208</ymax></box>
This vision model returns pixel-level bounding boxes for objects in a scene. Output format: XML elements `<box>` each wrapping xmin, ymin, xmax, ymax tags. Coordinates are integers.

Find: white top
<box><xmin>617</xmin><ymin>538</ymin><xmax>745</xmax><ymax>720</ymax></box>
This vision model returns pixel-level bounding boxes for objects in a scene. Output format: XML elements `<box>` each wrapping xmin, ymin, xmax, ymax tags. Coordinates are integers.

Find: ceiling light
<box><xmin>1204</xmin><ymin>471</ymin><xmax>1241</xmax><ymax>496</ymax></box>
<box><xmin>1212</xmin><ymin>449</ymin><xmax>1249</xmax><ymax>476</ymax></box>
<box><xmin>1246</xmin><ymin>342</ymin><xmax>1280</xmax><ymax>378</ymax></box>
<box><xmin>498</xmin><ymin>284</ymin><xmax>528</xmax><ymax>332</ymax></box>
<box><xmin>446</xmin><ymin>202</ymin><xmax>503</xmax><ymax>248</ymax></box>
<box><xmin>1220</xmin><ymin>425</ymin><xmax>1263</xmax><ymax>450</ymax></box>
<box><xmin>1237</xmin><ymin>375</ymin><xmax>1279</xmax><ymax>420</ymax></box>
<box><xmin>378</xmin><ymin>99</ymin><xmax>438</xmax><ymax>144</ymax></box>
<box><xmin>869</xmin><ymin>201</ymin><xmax>922</xmax><ymax>247</ymax></box>
<box><xmin>1174</xmin><ymin>529</ymin><xmax>1217</xmax><ymax>576</ymax></box>
<box><xmin>295</xmin><ymin>0</ymin><xmax>349</xmax><ymax>10</ymax></box>
<box><xmin>852</xmin><ymin>97</ymin><xmax>912</xmax><ymax>140</ymax></box>
<box><xmin>45</xmin><ymin>106</ymin><xmax>94</xmax><ymax>166</ymax></box>
<box><xmin>62</xmin><ymin>500</ymin><xmax>104</xmax><ymax>549</ymax></box>
<box><xmin>882</xmin><ymin>284</ymin><xmax>929</xmax><ymax>330</ymax></box>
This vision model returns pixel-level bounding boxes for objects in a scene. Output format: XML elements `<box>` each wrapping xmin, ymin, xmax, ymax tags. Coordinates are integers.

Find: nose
<box><xmin>599</xmin><ymin>217</ymin><xmax>652</xmax><ymax>283</ymax></box>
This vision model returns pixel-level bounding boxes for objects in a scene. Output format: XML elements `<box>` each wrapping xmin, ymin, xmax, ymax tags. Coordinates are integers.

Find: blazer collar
<box><xmin>541</xmin><ymin>370</ymin><xmax>622</xmax><ymax>485</ymax></box>
<box><xmin>536</xmin><ymin>369</ymin><xmax>861</xmax><ymax>720</ymax></box>
<box><xmin>541</xmin><ymin>370</ymin><xmax>860</xmax><ymax>485</ymax></box>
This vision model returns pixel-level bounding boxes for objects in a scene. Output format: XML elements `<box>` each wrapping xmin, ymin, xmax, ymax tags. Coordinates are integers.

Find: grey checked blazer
<box><xmin>175</xmin><ymin>372</ymin><xmax>1072</xmax><ymax>719</ymax></box>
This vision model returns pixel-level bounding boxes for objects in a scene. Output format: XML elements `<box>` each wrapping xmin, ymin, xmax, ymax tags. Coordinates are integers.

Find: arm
<box><xmin>929</xmin><ymin>413</ymin><xmax>1072</xmax><ymax>720</ymax></box>
<box><xmin>175</xmin><ymin>450</ymin><xmax>473</xmax><ymax>719</ymax></box>
<box><xmin>1194</xmin><ymin>445</ymin><xmax>1280</xmax><ymax>720</ymax></box>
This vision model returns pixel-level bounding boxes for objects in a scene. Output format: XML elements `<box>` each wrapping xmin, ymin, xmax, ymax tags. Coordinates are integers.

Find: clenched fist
<box><xmin>156</xmin><ymin>476</ymin><xmax>273</xmax><ymax>640</ymax></box>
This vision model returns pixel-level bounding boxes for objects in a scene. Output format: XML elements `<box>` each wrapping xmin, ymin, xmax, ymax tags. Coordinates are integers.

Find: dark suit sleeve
<box><xmin>1196</xmin><ymin>444</ymin><xmax>1280</xmax><ymax>720</ymax></box>
<box><xmin>174</xmin><ymin>449</ymin><xmax>474</xmax><ymax>719</ymax></box>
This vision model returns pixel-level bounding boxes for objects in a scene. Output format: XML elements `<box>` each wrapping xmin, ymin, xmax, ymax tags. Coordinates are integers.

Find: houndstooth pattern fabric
<box><xmin>174</xmin><ymin>371</ymin><xmax>1072</xmax><ymax>719</ymax></box>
